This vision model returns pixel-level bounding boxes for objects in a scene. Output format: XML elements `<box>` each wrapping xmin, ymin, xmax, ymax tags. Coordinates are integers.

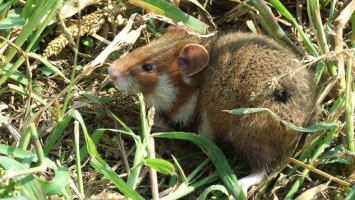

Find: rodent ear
<box><xmin>177</xmin><ymin>44</ymin><xmax>209</xmax><ymax>76</ymax></box>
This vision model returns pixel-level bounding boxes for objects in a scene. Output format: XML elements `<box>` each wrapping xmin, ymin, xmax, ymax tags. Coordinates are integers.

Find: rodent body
<box><xmin>108</xmin><ymin>28</ymin><xmax>316</xmax><ymax>196</ymax></box>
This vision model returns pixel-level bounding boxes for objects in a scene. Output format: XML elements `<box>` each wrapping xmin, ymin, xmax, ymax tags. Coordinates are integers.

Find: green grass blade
<box><xmin>90</xmin><ymin>158</ymin><xmax>145</xmax><ymax>200</ymax></box>
<box><xmin>69</xmin><ymin>110</ymin><xmax>104</xmax><ymax>163</ymax></box>
<box><xmin>345</xmin><ymin>186</ymin><xmax>355</xmax><ymax>200</ymax></box>
<box><xmin>8</xmin><ymin>84</ymin><xmax>47</xmax><ymax>105</ymax></box>
<box><xmin>42</xmin><ymin>167</ymin><xmax>69</xmax><ymax>196</ymax></box>
<box><xmin>143</xmin><ymin>158</ymin><xmax>174</xmax><ymax>175</ymax></box>
<box><xmin>197</xmin><ymin>185</ymin><xmax>229</xmax><ymax>200</ymax></box>
<box><xmin>28</xmin><ymin>53</ymin><xmax>71</xmax><ymax>83</ymax></box>
<box><xmin>0</xmin><ymin>0</ymin><xmax>20</xmax><ymax>16</ymax></box>
<box><xmin>1</xmin><ymin>64</ymin><xmax>29</xmax><ymax>86</ymax></box>
<box><xmin>0</xmin><ymin>156</ymin><xmax>46</xmax><ymax>200</ymax></box>
<box><xmin>79</xmin><ymin>128</ymin><xmax>141</xmax><ymax>161</ymax></box>
<box><xmin>0</xmin><ymin>144</ymin><xmax>57</xmax><ymax>170</ymax></box>
<box><xmin>130</xmin><ymin>0</ymin><xmax>208</xmax><ymax>33</ymax></box>
<box><xmin>0</xmin><ymin>17</ymin><xmax>26</xmax><ymax>29</ymax></box>
<box><xmin>153</xmin><ymin>132</ymin><xmax>246</xmax><ymax>200</ymax></box>
<box><xmin>0</xmin><ymin>144</ymin><xmax>33</xmax><ymax>160</ymax></box>
<box><xmin>43</xmin><ymin>115</ymin><xmax>73</xmax><ymax>156</ymax></box>
<box><xmin>0</xmin><ymin>0</ymin><xmax>61</xmax><ymax>85</ymax></box>
<box><xmin>268</xmin><ymin>0</ymin><xmax>318</xmax><ymax>56</ymax></box>
<box><xmin>79</xmin><ymin>129</ymin><xmax>105</xmax><ymax>161</ymax></box>
<box><xmin>284</xmin><ymin>127</ymin><xmax>337</xmax><ymax>200</ymax></box>
<box><xmin>227</xmin><ymin>108</ymin><xmax>338</xmax><ymax>132</ymax></box>
<box><xmin>1</xmin><ymin>196</ymin><xmax>28</xmax><ymax>200</ymax></box>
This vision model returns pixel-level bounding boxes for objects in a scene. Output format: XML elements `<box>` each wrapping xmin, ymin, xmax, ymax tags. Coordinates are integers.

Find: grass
<box><xmin>0</xmin><ymin>0</ymin><xmax>354</xmax><ymax>199</ymax></box>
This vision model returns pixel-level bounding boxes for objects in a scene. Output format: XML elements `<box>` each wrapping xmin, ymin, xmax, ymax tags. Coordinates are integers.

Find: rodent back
<box><xmin>197</xmin><ymin>32</ymin><xmax>315</xmax><ymax>170</ymax></box>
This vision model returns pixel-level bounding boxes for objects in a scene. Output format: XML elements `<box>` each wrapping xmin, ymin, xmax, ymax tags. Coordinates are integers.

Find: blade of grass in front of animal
<box><xmin>197</xmin><ymin>185</ymin><xmax>229</xmax><ymax>200</ymax></box>
<box><xmin>284</xmin><ymin>127</ymin><xmax>337</xmax><ymax>200</ymax></box>
<box><xmin>153</xmin><ymin>132</ymin><xmax>246</xmax><ymax>200</ymax></box>
<box><xmin>226</xmin><ymin>108</ymin><xmax>338</xmax><ymax>132</ymax></box>
<box><xmin>161</xmin><ymin>173</ymin><xmax>220</xmax><ymax>200</ymax></box>
<box><xmin>132</xmin><ymin>158</ymin><xmax>175</xmax><ymax>175</ymax></box>
<box><xmin>186</xmin><ymin>158</ymin><xmax>210</xmax><ymax>182</ymax></box>
<box><xmin>90</xmin><ymin>157</ymin><xmax>145</xmax><ymax>200</ymax></box>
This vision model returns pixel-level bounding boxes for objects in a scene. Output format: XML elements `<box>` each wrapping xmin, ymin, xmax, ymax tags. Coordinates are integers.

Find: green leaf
<box><xmin>41</xmin><ymin>66</ymin><xmax>54</xmax><ymax>77</ymax></box>
<box><xmin>0</xmin><ymin>144</ymin><xmax>57</xmax><ymax>169</ymax></box>
<box><xmin>0</xmin><ymin>156</ymin><xmax>46</xmax><ymax>200</ymax></box>
<box><xmin>69</xmin><ymin>110</ymin><xmax>103</xmax><ymax>163</ymax></box>
<box><xmin>227</xmin><ymin>108</ymin><xmax>338</xmax><ymax>132</ymax></box>
<box><xmin>28</xmin><ymin>53</ymin><xmax>70</xmax><ymax>82</ymax></box>
<box><xmin>153</xmin><ymin>132</ymin><xmax>246</xmax><ymax>200</ymax></box>
<box><xmin>81</xmin><ymin>37</ymin><xmax>94</xmax><ymax>48</ymax></box>
<box><xmin>1</xmin><ymin>196</ymin><xmax>28</xmax><ymax>200</ymax></box>
<box><xmin>144</xmin><ymin>158</ymin><xmax>174</xmax><ymax>175</ymax></box>
<box><xmin>0</xmin><ymin>0</ymin><xmax>61</xmax><ymax>85</ymax></box>
<box><xmin>91</xmin><ymin>158</ymin><xmax>144</xmax><ymax>200</ymax></box>
<box><xmin>79</xmin><ymin>129</ymin><xmax>106</xmax><ymax>161</ymax></box>
<box><xmin>197</xmin><ymin>185</ymin><xmax>229</xmax><ymax>200</ymax></box>
<box><xmin>246</xmin><ymin>20</ymin><xmax>257</xmax><ymax>34</ymax></box>
<box><xmin>43</xmin><ymin>115</ymin><xmax>73</xmax><ymax>156</ymax></box>
<box><xmin>75</xmin><ymin>65</ymin><xmax>83</xmax><ymax>71</ymax></box>
<box><xmin>320</xmin><ymin>145</ymin><xmax>353</xmax><ymax>165</ymax></box>
<box><xmin>345</xmin><ymin>186</ymin><xmax>355</xmax><ymax>200</ymax></box>
<box><xmin>0</xmin><ymin>0</ymin><xmax>20</xmax><ymax>17</ymax></box>
<box><xmin>1</xmin><ymin>64</ymin><xmax>29</xmax><ymax>86</ymax></box>
<box><xmin>42</xmin><ymin>167</ymin><xmax>69</xmax><ymax>196</ymax></box>
<box><xmin>0</xmin><ymin>17</ymin><xmax>26</xmax><ymax>29</ymax></box>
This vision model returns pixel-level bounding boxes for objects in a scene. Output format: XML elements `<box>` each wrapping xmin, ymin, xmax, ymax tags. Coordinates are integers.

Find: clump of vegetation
<box><xmin>0</xmin><ymin>0</ymin><xmax>354</xmax><ymax>199</ymax></box>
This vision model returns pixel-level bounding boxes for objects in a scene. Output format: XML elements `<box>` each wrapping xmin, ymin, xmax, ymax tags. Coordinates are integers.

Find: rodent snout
<box><xmin>108</xmin><ymin>65</ymin><xmax>118</xmax><ymax>81</ymax></box>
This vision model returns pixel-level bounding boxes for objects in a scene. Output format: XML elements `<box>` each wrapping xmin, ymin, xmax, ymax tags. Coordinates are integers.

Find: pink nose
<box><xmin>108</xmin><ymin>66</ymin><xmax>118</xmax><ymax>81</ymax></box>
<box><xmin>110</xmin><ymin>73</ymin><xmax>117</xmax><ymax>81</ymax></box>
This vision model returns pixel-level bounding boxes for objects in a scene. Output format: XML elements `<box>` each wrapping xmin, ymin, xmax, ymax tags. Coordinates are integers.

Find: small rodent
<box><xmin>108</xmin><ymin>27</ymin><xmax>316</xmax><ymax>196</ymax></box>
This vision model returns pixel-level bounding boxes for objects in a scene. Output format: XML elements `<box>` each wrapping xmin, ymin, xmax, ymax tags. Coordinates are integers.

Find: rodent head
<box><xmin>108</xmin><ymin>29</ymin><xmax>209</xmax><ymax>111</ymax></box>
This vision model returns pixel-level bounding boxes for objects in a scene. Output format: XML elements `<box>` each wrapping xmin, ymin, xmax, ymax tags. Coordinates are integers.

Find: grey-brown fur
<box><xmin>197</xmin><ymin>32</ymin><xmax>315</xmax><ymax>172</ymax></box>
<box><xmin>109</xmin><ymin>28</ymin><xmax>316</xmax><ymax>187</ymax></box>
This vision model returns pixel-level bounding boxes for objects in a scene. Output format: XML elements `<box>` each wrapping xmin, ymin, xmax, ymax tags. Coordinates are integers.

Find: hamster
<box><xmin>108</xmin><ymin>27</ymin><xmax>316</xmax><ymax>197</ymax></box>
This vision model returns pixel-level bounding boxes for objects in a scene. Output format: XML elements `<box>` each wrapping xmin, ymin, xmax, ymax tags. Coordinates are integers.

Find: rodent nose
<box><xmin>108</xmin><ymin>66</ymin><xmax>118</xmax><ymax>81</ymax></box>
<box><xmin>110</xmin><ymin>74</ymin><xmax>117</xmax><ymax>81</ymax></box>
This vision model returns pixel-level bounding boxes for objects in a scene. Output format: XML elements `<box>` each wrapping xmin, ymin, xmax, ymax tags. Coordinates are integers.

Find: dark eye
<box><xmin>142</xmin><ymin>64</ymin><xmax>153</xmax><ymax>72</ymax></box>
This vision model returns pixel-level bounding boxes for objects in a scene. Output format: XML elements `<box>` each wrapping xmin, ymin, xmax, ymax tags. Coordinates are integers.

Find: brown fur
<box><xmin>109</xmin><ymin>28</ymin><xmax>316</xmax><ymax>174</ymax></box>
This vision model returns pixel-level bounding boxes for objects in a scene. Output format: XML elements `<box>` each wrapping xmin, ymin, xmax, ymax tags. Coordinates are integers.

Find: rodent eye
<box><xmin>142</xmin><ymin>64</ymin><xmax>153</xmax><ymax>72</ymax></box>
